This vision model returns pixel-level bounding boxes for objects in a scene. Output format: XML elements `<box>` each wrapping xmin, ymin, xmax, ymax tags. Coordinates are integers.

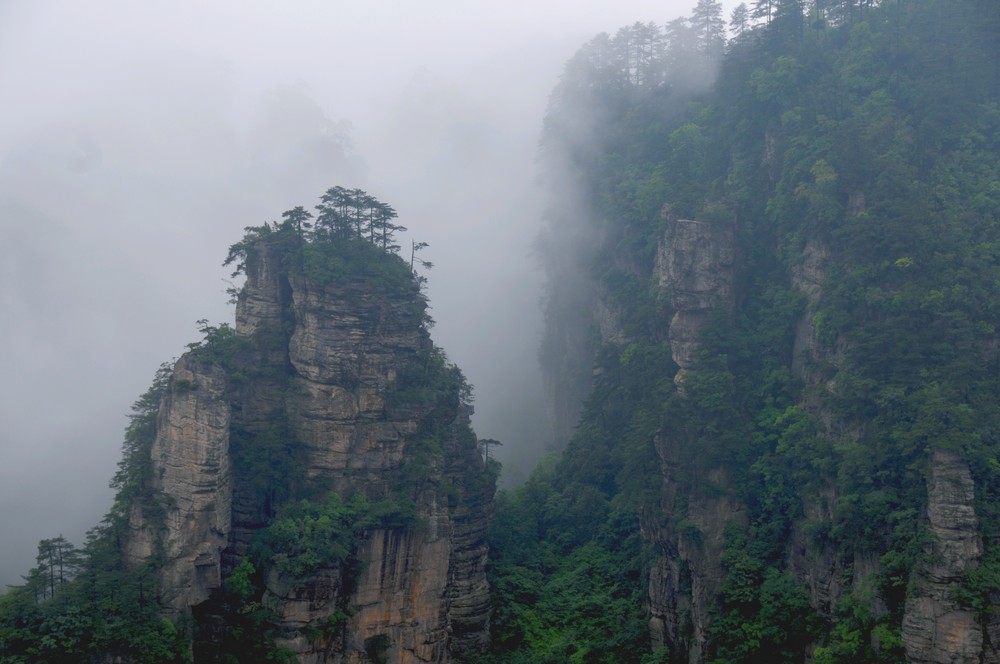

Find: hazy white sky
<box><xmin>0</xmin><ymin>0</ymin><xmax>737</xmax><ymax>586</ymax></box>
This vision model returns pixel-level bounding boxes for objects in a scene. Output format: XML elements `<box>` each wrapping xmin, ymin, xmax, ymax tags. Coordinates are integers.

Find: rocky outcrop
<box><xmin>124</xmin><ymin>355</ymin><xmax>232</xmax><ymax>614</ymax></box>
<box><xmin>645</xmin><ymin>217</ymin><xmax>995</xmax><ymax>664</ymax></box>
<box><xmin>127</xmin><ymin>237</ymin><xmax>492</xmax><ymax>662</ymax></box>
<box><xmin>263</xmin><ymin>480</ymin><xmax>493</xmax><ymax>664</ymax></box>
<box><xmin>902</xmin><ymin>450</ymin><xmax>982</xmax><ymax>664</ymax></box>
<box><xmin>784</xmin><ymin>488</ymin><xmax>843</xmax><ymax>617</ymax></box>
<box><xmin>646</xmin><ymin>458</ymin><xmax>745</xmax><ymax>663</ymax></box>
<box><xmin>655</xmin><ymin>216</ymin><xmax>735</xmax><ymax>386</ymax></box>
<box><xmin>646</xmin><ymin>213</ymin><xmax>741</xmax><ymax>662</ymax></box>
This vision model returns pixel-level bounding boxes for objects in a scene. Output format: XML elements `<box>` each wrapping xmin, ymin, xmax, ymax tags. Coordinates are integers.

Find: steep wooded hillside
<box><xmin>490</xmin><ymin>1</ymin><xmax>1000</xmax><ymax>663</ymax></box>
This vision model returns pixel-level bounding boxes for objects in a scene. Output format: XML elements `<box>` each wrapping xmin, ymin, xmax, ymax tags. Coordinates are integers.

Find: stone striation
<box><xmin>902</xmin><ymin>450</ymin><xmax>983</xmax><ymax>664</ymax></box>
<box><xmin>127</xmin><ymin>238</ymin><xmax>492</xmax><ymax>663</ymax></box>
<box><xmin>124</xmin><ymin>354</ymin><xmax>232</xmax><ymax>615</ymax></box>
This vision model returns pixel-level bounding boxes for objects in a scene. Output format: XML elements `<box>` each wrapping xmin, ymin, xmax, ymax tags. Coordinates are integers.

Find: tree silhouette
<box><xmin>478</xmin><ymin>438</ymin><xmax>502</xmax><ymax>462</ymax></box>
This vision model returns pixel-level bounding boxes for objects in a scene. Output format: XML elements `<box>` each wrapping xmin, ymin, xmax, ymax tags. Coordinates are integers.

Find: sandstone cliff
<box><xmin>655</xmin><ymin>215</ymin><xmax>736</xmax><ymax>386</ymax></box>
<box><xmin>123</xmin><ymin>355</ymin><xmax>232</xmax><ymax>614</ymax></box>
<box><xmin>126</xmin><ymin>233</ymin><xmax>492</xmax><ymax>663</ymax></box>
<box><xmin>637</xmin><ymin>214</ymin><xmax>988</xmax><ymax>664</ymax></box>
<box><xmin>902</xmin><ymin>450</ymin><xmax>983</xmax><ymax>664</ymax></box>
<box><xmin>646</xmin><ymin>215</ymin><xmax>742</xmax><ymax>662</ymax></box>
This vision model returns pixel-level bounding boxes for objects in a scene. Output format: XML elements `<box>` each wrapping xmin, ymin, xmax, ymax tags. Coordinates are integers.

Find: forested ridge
<box><xmin>3</xmin><ymin>0</ymin><xmax>1000</xmax><ymax>662</ymax></box>
<box><xmin>489</xmin><ymin>0</ymin><xmax>1000</xmax><ymax>662</ymax></box>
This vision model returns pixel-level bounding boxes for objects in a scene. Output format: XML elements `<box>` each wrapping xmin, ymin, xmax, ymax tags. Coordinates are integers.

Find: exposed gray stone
<box><xmin>125</xmin><ymin>355</ymin><xmax>232</xmax><ymax>614</ymax></box>
<box><xmin>126</xmin><ymin>241</ymin><xmax>492</xmax><ymax>663</ymax></box>
<box><xmin>902</xmin><ymin>450</ymin><xmax>982</xmax><ymax>664</ymax></box>
<box><xmin>655</xmin><ymin>218</ymin><xmax>735</xmax><ymax>386</ymax></box>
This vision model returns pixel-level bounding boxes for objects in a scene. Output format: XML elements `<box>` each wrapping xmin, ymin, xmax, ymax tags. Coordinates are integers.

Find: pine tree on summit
<box><xmin>315</xmin><ymin>185</ymin><xmax>355</xmax><ymax>240</ymax></box>
<box><xmin>312</xmin><ymin>186</ymin><xmax>404</xmax><ymax>250</ymax></box>
<box><xmin>280</xmin><ymin>205</ymin><xmax>313</xmax><ymax>235</ymax></box>
<box><xmin>372</xmin><ymin>201</ymin><xmax>406</xmax><ymax>252</ymax></box>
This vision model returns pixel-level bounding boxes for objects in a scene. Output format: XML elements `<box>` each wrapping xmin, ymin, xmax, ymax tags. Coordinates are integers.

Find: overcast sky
<box><xmin>0</xmin><ymin>0</ymin><xmax>736</xmax><ymax>586</ymax></box>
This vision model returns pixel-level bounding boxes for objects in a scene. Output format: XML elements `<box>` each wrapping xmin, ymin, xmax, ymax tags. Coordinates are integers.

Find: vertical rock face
<box><xmin>127</xmin><ymin>239</ymin><xmax>492</xmax><ymax>662</ymax></box>
<box><xmin>124</xmin><ymin>355</ymin><xmax>232</xmax><ymax>615</ymax></box>
<box><xmin>645</xmin><ymin>457</ymin><xmax>745</xmax><ymax>663</ymax></box>
<box><xmin>788</xmin><ymin>239</ymin><xmax>988</xmax><ymax>664</ymax></box>
<box><xmin>656</xmin><ymin>218</ymin><xmax>735</xmax><ymax>385</ymax></box>
<box><xmin>647</xmin><ymin>216</ymin><xmax>741</xmax><ymax>662</ymax></box>
<box><xmin>284</xmin><ymin>275</ymin><xmax>426</xmax><ymax>484</ymax></box>
<box><xmin>902</xmin><ymin>450</ymin><xmax>983</xmax><ymax>664</ymax></box>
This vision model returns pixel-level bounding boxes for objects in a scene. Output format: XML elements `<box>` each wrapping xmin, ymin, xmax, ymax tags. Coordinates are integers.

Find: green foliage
<box><xmin>8</xmin><ymin>3</ymin><xmax>1000</xmax><ymax>662</ymax></box>
<box><xmin>388</xmin><ymin>345</ymin><xmax>469</xmax><ymax>414</ymax></box>
<box><xmin>224</xmin><ymin>186</ymin><xmax>423</xmax><ymax>300</ymax></box>
<box><xmin>223</xmin><ymin>558</ymin><xmax>257</xmax><ymax>603</ymax></box>
<box><xmin>364</xmin><ymin>634</ymin><xmax>392</xmax><ymax>664</ymax></box>
<box><xmin>528</xmin><ymin>0</ymin><xmax>1000</xmax><ymax>661</ymax></box>
<box><xmin>229</xmin><ymin>418</ymin><xmax>308</xmax><ymax>519</ymax></box>
<box><xmin>108</xmin><ymin>363</ymin><xmax>173</xmax><ymax>521</ymax></box>
<box><xmin>185</xmin><ymin>320</ymin><xmax>251</xmax><ymax>372</ymax></box>
<box><xmin>811</xmin><ymin>592</ymin><xmax>905</xmax><ymax>664</ymax></box>
<box><xmin>0</xmin><ymin>180</ymin><xmax>464</xmax><ymax>661</ymax></box>
<box><xmin>252</xmin><ymin>492</ymin><xmax>416</xmax><ymax>580</ymax></box>
<box><xmin>0</xmin><ymin>529</ymin><xmax>189</xmax><ymax>663</ymax></box>
<box><xmin>0</xmin><ymin>363</ymin><xmax>194</xmax><ymax>662</ymax></box>
<box><xmin>707</xmin><ymin>536</ymin><xmax>821</xmax><ymax>663</ymax></box>
<box><xmin>955</xmin><ymin>546</ymin><xmax>1000</xmax><ymax>622</ymax></box>
<box><xmin>300</xmin><ymin>235</ymin><xmax>415</xmax><ymax>292</ymax></box>
<box><xmin>197</xmin><ymin>492</ymin><xmax>417</xmax><ymax>661</ymax></box>
<box><xmin>487</xmin><ymin>474</ymin><xmax>650</xmax><ymax>664</ymax></box>
<box><xmin>195</xmin><ymin>576</ymin><xmax>295</xmax><ymax>664</ymax></box>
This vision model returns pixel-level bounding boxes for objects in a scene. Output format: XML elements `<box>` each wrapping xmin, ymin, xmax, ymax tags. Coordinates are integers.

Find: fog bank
<box><xmin>0</xmin><ymin>0</ymin><xmax>731</xmax><ymax>586</ymax></box>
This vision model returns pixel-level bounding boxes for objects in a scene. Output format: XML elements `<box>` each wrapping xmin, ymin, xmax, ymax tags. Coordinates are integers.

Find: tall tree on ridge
<box><xmin>373</xmin><ymin>201</ymin><xmax>405</xmax><ymax>252</ymax></box>
<box><xmin>25</xmin><ymin>536</ymin><xmax>80</xmax><ymax>602</ymax></box>
<box><xmin>730</xmin><ymin>3</ymin><xmax>751</xmax><ymax>36</ymax></box>
<box><xmin>280</xmin><ymin>206</ymin><xmax>313</xmax><ymax>237</ymax></box>
<box><xmin>664</xmin><ymin>16</ymin><xmax>699</xmax><ymax>76</ymax></box>
<box><xmin>692</xmin><ymin>0</ymin><xmax>727</xmax><ymax>64</ymax></box>
<box><xmin>752</xmin><ymin>0</ymin><xmax>775</xmax><ymax>25</ymax></box>
<box><xmin>315</xmin><ymin>185</ymin><xmax>354</xmax><ymax>240</ymax></box>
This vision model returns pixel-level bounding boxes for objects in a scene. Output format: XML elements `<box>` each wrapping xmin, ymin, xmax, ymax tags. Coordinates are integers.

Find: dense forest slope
<box><xmin>490</xmin><ymin>1</ymin><xmax>1000</xmax><ymax>663</ymax></box>
<box><xmin>0</xmin><ymin>191</ymin><xmax>494</xmax><ymax>663</ymax></box>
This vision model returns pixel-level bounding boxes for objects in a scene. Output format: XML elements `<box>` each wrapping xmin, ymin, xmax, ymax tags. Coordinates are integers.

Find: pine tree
<box><xmin>664</xmin><ymin>17</ymin><xmax>699</xmax><ymax>74</ymax></box>
<box><xmin>280</xmin><ymin>205</ymin><xmax>313</xmax><ymax>237</ymax></box>
<box><xmin>316</xmin><ymin>185</ymin><xmax>355</xmax><ymax>240</ymax></box>
<box><xmin>25</xmin><ymin>536</ymin><xmax>80</xmax><ymax>602</ymax></box>
<box><xmin>751</xmin><ymin>0</ymin><xmax>775</xmax><ymax>25</ymax></box>
<box><xmin>692</xmin><ymin>0</ymin><xmax>727</xmax><ymax>63</ymax></box>
<box><xmin>730</xmin><ymin>3</ymin><xmax>751</xmax><ymax>36</ymax></box>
